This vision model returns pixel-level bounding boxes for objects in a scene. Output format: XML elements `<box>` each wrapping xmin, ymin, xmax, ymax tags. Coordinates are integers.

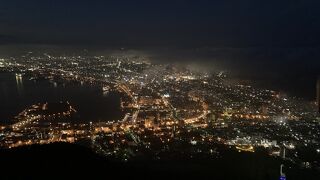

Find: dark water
<box><xmin>0</xmin><ymin>73</ymin><xmax>124</xmax><ymax>124</ymax></box>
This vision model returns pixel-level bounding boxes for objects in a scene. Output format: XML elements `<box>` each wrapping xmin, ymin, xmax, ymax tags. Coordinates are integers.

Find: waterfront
<box><xmin>0</xmin><ymin>72</ymin><xmax>124</xmax><ymax>124</ymax></box>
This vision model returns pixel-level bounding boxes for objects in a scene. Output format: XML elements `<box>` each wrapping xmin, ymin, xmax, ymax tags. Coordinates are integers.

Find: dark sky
<box><xmin>0</xmin><ymin>0</ymin><xmax>319</xmax><ymax>99</ymax></box>
<box><xmin>0</xmin><ymin>0</ymin><xmax>319</xmax><ymax>47</ymax></box>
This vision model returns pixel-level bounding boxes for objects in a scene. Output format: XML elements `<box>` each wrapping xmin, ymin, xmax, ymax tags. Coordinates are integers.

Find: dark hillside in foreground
<box><xmin>0</xmin><ymin>143</ymin><xmax>319</xmax><ymax>180</ymax></box>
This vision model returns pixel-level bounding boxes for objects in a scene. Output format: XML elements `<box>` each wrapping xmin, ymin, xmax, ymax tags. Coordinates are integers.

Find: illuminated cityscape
<box><xmin>0</xmin><ymin>54</ymin><xmax>319</xmax><ymax>177</ymax></box>
<box><xmin>1</xmin><ymin>0</ymin><xmax>320</xmax><ymax>179</ymax></box>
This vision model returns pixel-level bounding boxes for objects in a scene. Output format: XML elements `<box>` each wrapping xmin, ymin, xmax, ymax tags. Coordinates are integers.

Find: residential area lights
<box><xmin>0</xmin><ymin>54</ymin><xmax>319</xmax><ymax>169</ymax></box>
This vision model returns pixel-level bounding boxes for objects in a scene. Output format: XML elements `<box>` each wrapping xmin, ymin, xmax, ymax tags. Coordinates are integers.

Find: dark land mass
<box><xmin>0</xmin><ymin>143</ymin><xmax>319</xmax><ymax>180</ymax></box>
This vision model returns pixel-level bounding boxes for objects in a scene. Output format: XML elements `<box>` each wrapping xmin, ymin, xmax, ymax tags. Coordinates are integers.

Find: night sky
<box><xmin>0</xmin><ymin>0</ymin><xmax>319</xmax><ymax>47</ymax></box>
<box><xmin>0</xmin><ymin>0</ymin><xmax>319</xmax><ymax>99</ymax></box>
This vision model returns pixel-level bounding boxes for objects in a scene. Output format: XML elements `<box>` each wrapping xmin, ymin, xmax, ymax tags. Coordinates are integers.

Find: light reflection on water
<box><xmin>15</xmin><ymin>73</ymin><xmax>24</xmax><ymax>96</ymax></box>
